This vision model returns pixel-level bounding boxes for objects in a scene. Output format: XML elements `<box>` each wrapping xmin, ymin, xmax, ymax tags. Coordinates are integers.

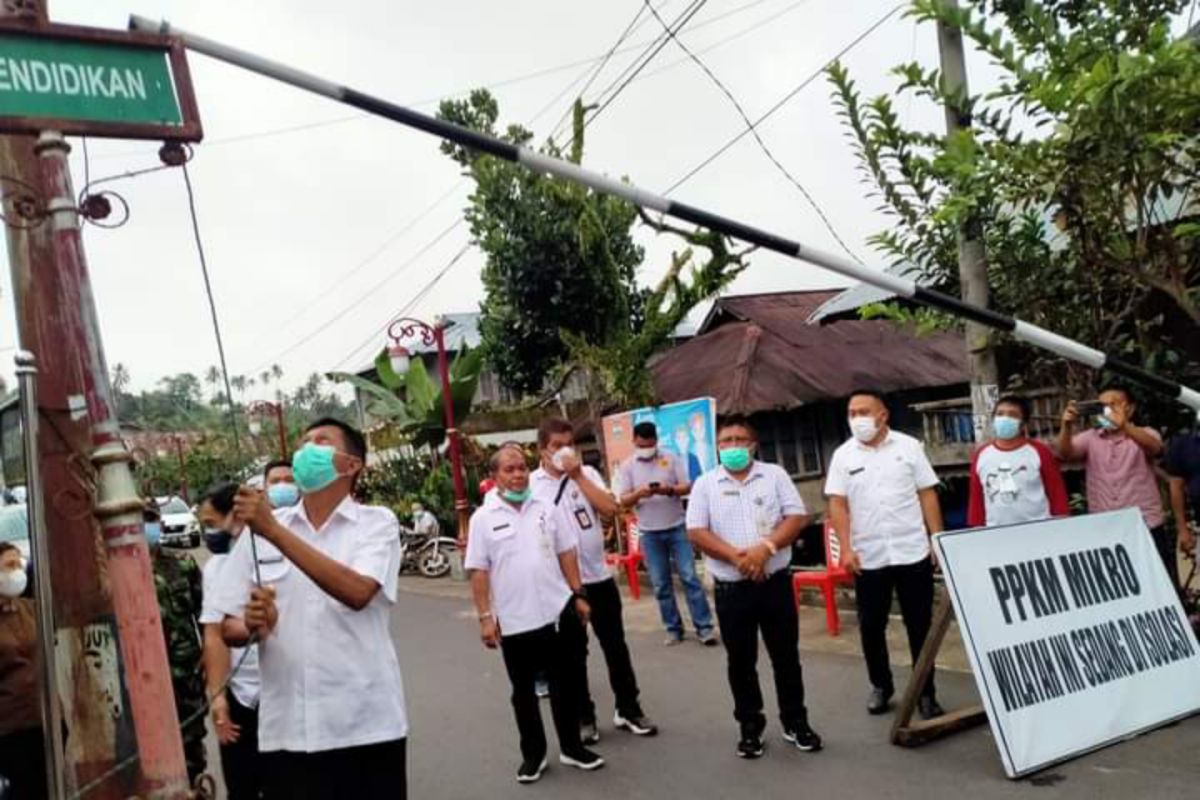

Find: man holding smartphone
<box><xmin>1058</xmin><ymin>385</ymin><xmax>1173</xmax><ymax>586</ymax></box>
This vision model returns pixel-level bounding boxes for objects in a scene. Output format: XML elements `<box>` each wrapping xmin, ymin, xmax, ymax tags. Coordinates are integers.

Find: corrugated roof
<box><xmin>652</xmin><ymin>291</ymin><xmax>967</xmax><ymax>413</ymax></box>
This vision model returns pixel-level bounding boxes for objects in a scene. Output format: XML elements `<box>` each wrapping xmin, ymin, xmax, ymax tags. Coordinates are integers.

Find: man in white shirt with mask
<box><xmin>825</xmin><ymin>390</ymin><xmax>945</xmax><ymax>720</ymax></box>
<box><xmin>210</xmin><ymin>417</ymin><xmax>408</xmax><ymax>800</ymax></box>
<box><xmin>532</xmin><ymin>417</ymin><xmax>657</xmax><ymax>747</ymax></box>
<box><xmin>467</xmin><ymin>442</ymin><xmax>604</xmax><ymax>783</ymax></box>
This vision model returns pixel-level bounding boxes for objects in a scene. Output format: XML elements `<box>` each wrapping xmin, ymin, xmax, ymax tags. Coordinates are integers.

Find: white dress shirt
<box><xmin>200</xmin><ymin>553</ymin><xmax>260</xmax><ymax>709</ymax></box>
<box><xmin>685</xmin><ymin>460</ymin><xmax>807</xmax><ymax>582</ymax></box>
<box><xmin>824</xmin><ymin>429</ymin><xmax>939</xmax><ymax>570</ymax></box>
<box><xmin>530</xmin><ymin>466</ymin><xmax>612</xmax><ymax>586</ymax></box>
<box><xmin>465</xmin><ymin>491</ymin><xmax>576</xmax><ymax>636</ymax></box>
<box><xmin>209</xmin><ymin>497</ymin><xmax>407</xmax><ymax>753</ymax></box>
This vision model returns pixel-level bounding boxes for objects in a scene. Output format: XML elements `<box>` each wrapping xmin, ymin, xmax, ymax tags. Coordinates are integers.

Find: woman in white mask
<box><xmin>0</xmin><ymin>540</ymin><xmax>47</xmax><ymax>799</ymax></box>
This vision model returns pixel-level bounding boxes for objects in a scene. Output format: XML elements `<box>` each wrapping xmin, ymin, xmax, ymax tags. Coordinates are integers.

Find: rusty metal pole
<box><xmin>15</xmin><ymin>351</ymin><xmax>67</xmax><ymax>800</ymax></box>
<box><xmin>33</xmin><ymin>128</ymin><xmax>190</xmax><ymax>799</ymax></box>
<box><xmin>434</xmin><ymin>324</ymin><xmax>469</xmax><ymax>542</ymax></box>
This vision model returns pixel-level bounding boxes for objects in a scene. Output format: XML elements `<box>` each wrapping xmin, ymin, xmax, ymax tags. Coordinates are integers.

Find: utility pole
<box><xmin>0</xmin><ymin>4</ymin><xmax>190</xmax><ymax>798</ymax></box>
<box><xmin>937</xmin><ymin>0</ymin><xmax>1000</xmax><ymax>439</ymax></box>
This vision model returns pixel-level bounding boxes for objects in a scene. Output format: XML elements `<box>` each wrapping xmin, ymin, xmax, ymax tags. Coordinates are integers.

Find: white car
<box><xmin>156</xmin><ymin>495</ymin><xmax>200</xmax><ymax>549</ymax></box>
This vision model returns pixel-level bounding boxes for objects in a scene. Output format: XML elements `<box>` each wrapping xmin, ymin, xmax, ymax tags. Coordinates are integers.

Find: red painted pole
<box><xmin>434</xmin><ymin>326</ymin><xmax>469</xmax><ymax>542</ymax></box>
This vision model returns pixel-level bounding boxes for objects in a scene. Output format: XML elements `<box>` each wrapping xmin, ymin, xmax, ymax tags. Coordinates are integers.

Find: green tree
<box><xmin>827</xmin><ymin>1</ymin><xmax>1199</xmax><ymax>407</ymax></box>
<box><xmin>437</xmin><ymin>90</ymin><xmax>644</xmax><ymax>395</ymax></box>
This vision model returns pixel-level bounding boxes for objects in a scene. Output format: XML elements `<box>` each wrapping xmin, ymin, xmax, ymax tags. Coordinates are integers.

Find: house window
<box><xmin>756</xmin><ymin>409</ymin><xmax>822</xmax><ymax>478</ymax></box>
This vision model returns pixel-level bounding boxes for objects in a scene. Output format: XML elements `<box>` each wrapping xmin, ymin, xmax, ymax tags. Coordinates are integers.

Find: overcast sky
<box><xmin>1</xmin><ymin>0</ymin><xmax>989</xmax><ymax>396</ymax></box>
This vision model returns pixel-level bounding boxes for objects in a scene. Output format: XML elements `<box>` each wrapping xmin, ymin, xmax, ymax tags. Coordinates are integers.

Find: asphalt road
<box><xmin>394</xmin><ymin>585</ymin><xmax>1200</xmax><ymax>799</ymax></box>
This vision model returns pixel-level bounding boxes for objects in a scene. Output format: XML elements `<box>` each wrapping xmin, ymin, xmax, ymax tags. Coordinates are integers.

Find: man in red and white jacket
<box><xmin>968</xmin><ymin>395</ymin><xmax>1070</xmax><ymax>528</ymax></box>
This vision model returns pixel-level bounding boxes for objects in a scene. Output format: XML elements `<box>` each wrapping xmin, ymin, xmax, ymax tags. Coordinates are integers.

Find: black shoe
<box><xmin>736</xmin><ymin>730</ymin><xmax>765</xmax><ymax>759</ymax></box>
<box><xmin>614</xmin><ymin>711</ymin><xmax>658</xmax><ymax>736</ymax></box>
<box><xmin>867</xmin><ymin>688</ymin><xmax>893</xmax><ymax>715</ymax></box>
<box><xmin>516</xmin><ymin>756</ymin><xmax>547</xmax><ymax>784</ymax></box>
<box><xmin>782</xmin><ymin>721</ymin><xmax>823</xmax><ymax>752</ymax></box>
<box><xmin>559</xmin><ymin>748</ymin><xmax>605</xmax><ymax>771</ymax></box>
<box><xmin>918</xmin><ymin>695</ymin><xmax>945</xmax><ymax>720</ymax></box>
<box><xmin>580</xmin><ymin>719</ymin><xmax>600</xmax><ymax>745</ymax></box>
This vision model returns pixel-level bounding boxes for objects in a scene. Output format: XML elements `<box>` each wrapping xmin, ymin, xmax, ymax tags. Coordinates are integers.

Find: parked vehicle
<box><xmin>156</xmin><ymin>495</ymin><xmax>200</xmax><ymax>549</ymax></box>
<box><xmin>399</xmin><ymin>524</ymin><xmax>458</xmax><ymax>578</ymax></box>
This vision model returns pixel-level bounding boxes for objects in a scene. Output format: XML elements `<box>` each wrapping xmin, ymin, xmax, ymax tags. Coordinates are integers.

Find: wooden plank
<box><xmin>890</xmin><ymin>588</ymin><xmax>987</xmax><ymax>747</ymax></box>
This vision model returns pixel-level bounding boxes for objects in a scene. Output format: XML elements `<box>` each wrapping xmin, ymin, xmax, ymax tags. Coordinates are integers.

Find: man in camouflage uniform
<box><xmin>146</xmin><ymin>502</ymin><xmax>208</xmax><ymax>786</ymax></box>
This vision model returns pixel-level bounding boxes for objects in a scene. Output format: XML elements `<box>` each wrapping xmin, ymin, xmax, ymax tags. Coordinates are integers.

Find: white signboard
<box><xmin>934</xmin><ymin>509</ymin><xmax>1200</xmax><ymax>778</ymax></box>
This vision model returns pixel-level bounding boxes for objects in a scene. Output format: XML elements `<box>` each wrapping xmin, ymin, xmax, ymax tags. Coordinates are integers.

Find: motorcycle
<box><xmin>399</xmin><ymin>524</ymin><xmax>459</xmax><ymax>578</ymax></box>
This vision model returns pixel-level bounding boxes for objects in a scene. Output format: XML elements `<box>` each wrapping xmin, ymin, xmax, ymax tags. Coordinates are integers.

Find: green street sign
<box><xmin>0</xmin><ymin>21</ymin><xmax>201</xmax><ymax>141</ymax></box>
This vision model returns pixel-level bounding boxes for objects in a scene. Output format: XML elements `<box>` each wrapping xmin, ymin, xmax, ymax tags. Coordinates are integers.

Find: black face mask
<box><xmin>204</xmin><ymin>528</ymin><xmax>233</xmax><ymax>555</ymax></box>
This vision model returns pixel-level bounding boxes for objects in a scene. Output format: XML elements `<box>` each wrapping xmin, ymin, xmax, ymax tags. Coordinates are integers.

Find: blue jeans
<box><xmin>640</xmin><ymin>524</ymin><xmax>714</xmax><ymax>638</ymax></box>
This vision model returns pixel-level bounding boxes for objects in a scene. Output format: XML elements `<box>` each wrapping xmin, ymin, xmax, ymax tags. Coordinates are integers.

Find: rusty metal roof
<box><xmin>652</xmin><ymin>291</ymin><xmax>968</xmax><ymax>413</ymax></box>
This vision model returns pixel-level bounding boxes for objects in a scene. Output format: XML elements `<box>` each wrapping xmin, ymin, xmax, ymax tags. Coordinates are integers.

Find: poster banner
<box><xmin>601</xmin><ymin>397</ymin><xmax>717</xmax><ymax>489</ymax></box>
<box><xmin>934</xmin><ymin>508</ymin><xmax>1200</xmax><ymax>778</ymax></box>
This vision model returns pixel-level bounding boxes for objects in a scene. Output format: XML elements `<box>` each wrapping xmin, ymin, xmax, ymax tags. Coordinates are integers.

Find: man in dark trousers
<box><xmin>467</xmin><ymin>443</ymin><xmax>605</xmax><ymax>783</ymax></box>
<box><xmin>532</xmin><ymin>417</ymin><xmax>658</xmax><ymax>745</ymax></box>
<box><xmin>686</xmin><ymin>416</ymin><xmax>822</xmax><ymax>759</ymax></box>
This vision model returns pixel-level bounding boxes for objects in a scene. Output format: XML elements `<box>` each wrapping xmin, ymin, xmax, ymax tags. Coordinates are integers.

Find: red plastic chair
<box><xmin>792</xmin><ymin>520</ymin><xmax>854</xmax><ymax>636</ymax></box>
<box><xmin>606</xmin><ymin>516</ymin><xmax>644</xmax><ymax>600</ymax></box>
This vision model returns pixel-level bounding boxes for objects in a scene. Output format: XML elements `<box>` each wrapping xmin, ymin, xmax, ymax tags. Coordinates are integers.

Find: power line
<box><xmin>181</xmin><ymin>162</ymin><xmax>243</xmax><ymax>457</ymax></box>
<box><xmin>643</xmin><ymin>0</ymin><xmax>864</xmax><ymax>263</ymax></box>
<box><xmin>330</xmin><ymin>242</ymin><xmax>473</xmax><ymax>372</ymax></box>
<box><xmin>664</xmin><ymin>1</ymin><xmax>904</xmax><ymax>195</ymax></box>
<box><xmin>244</xmin><ymin>217</ymin><xmax>466</xmax><ymax>375</ymax></box>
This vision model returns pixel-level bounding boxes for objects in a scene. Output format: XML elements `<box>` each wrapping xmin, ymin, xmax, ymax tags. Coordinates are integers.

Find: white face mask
<box><xmin>550</xmin><ymin>446</ymin><xmax>576</xmax><ymax>472</ymax></box>
<box><xmin>634</xmin><ymin>446</ymin><xmax>657</xmax><ymax>460</ymax></box>
<box><xmin>849</xmin><ymin>416</ymin><xmax>879</xmax><ymax>443</ymax></box>
<box><xmin>0</xmin><ymin>566</ymin><xmax>28</xmax><ymax>599</ymax></box>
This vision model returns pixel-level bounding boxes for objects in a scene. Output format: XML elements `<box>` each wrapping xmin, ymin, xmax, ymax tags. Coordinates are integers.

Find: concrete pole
<box><xmin>937</xmin><ymin>0</ymin><xmax>1000</xmax><ymax>438</ymax></box>
<box><xmin>0</xmin><ymin>5</ymin><xmax>190</xmax><ymax>797</ymax></box>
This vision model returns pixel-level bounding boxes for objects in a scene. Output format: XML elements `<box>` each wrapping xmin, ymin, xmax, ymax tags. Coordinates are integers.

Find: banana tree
<box><xmin>328</xmin><ymin>344</ymin><xmax>484</xmax><ymax>450</ymax></box>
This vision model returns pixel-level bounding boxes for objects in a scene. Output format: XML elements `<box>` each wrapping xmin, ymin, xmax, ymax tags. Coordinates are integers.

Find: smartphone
<box><xmin>648</xmin><ymin>481</ymin><xmax>661</xmax><ymax>490</ymax></box>
<box><xmin>1075</xmin><ymin>400</ymin><xmax>1104</xmax><ymax>417</ymax></box>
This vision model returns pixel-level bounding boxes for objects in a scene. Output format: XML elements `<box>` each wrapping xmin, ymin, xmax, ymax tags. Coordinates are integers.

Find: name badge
<box><xmin>848</xmin><ymin>467</ymin><xmax>865</xmax><ymax>476</ymax></box>
<box><xmin>574</xmin><ymin>507</ymin><xmax>593</xmax><ymax>529</ymax></box>
<box><xmin>721</xmin><ymin>490</ymin><xmax>740</xmax><ymax>497</ymax></box>
<box><xmin>258</xmin><ymin>554</ymin><xmax>284</xmax><ymax>565</ymax></box>
<box><xmin>493</xmin><ymin>523</ymin><xmax>511</xmax><ymax>531</ymax></box>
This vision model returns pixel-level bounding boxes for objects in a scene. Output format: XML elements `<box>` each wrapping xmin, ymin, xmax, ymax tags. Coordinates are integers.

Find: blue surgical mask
<box><xmin>268</xmin><ymin>482</ymin><xmax>301</xmax><ymax>508</ymax></box>
<box><xmin>292</xmin><ymin>443</ymin><xmax>339</xmax><ymax>493</ymax></box>
<box><xmin>501</xmin><ymin>487</ymin><xmax>531</xmax><ymax>504</ymax></box>
<box><xmin>204</xmin><ymin>528</ymin><xmax>233</xmax><ymax>555</ymax></box>
<box><xmin>992</xmin><ymin>416</ymin><xmax>1021</xmax><ymax>440</ymax></box>
<box><xmin>144</xmin><ymin>521</ymin><xmax>162</xmax><ymax>547</ymax></box>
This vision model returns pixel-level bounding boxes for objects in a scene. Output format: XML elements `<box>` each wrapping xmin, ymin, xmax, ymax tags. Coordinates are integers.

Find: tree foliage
<box><xmin>437</xmin><ymin>89</ymin><xmax>753</xmax><ymax>411</ymax></box>
<box><xmin>827</xmin><ymin>1</ymin><xmax>1199</xmax><ymax>405</ymax></box>
<box><xmin>437</xmin><ymin>90</ymin><xmax>644</xmax><ymax>395</ymax></box>
<box><xmin>328</xmin><ymin>345</ymin><xmax>484</xmax><ymax>450</ymax></box>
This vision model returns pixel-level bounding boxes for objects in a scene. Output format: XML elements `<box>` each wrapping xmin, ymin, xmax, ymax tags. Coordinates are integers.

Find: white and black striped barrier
<box><xmin>129</xmin><ymin>15</ymin><xmax>1200</xmax><ymax>413</ymax></box>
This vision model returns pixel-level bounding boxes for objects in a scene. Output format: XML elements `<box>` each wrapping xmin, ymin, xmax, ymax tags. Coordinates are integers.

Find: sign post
<box><xmin>935</xmin><ymin>509</ymin><xmax>1200</xmax><ymax>778</ymax></box>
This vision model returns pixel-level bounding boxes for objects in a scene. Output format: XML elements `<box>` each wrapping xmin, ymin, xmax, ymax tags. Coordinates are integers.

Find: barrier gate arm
<box><xmin>128</xmin><ymin>15</ymin><xmax>1200</xmax><ymax>415</ymax></box>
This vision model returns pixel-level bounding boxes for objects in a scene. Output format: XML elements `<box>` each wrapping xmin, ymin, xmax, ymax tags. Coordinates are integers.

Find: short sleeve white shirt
<box><xmin>685</xmin><ymin>461</ymin><xmax>807</xmax><ymax>582</ymax></box>
<box><xmin>465</xmin><ymin>492</ymin><xmax>575</xmax><ymax>636</ymax></box>
<box><xmin>208</xmin><ymin>497</ymin><xmax>407</xmax><ymax>753</ymax></box>
<box><xmin>824</xmin><ymin>429</ymin><xmax>939</xmax><ymax>570</ymax></box>
<box><xmin>530</xmin><ymin>466</ymin><xmax>612</xmax><ymax>585</ymax></box>
<box><xmin>619</xmin><ymin>451</ymin><xmax>690</xmax><ymax>531</ymax></box>
<box><xmin>200</xmin><ymin>554</ymin><xmax>260</xmax><ymax>709</ymax></box>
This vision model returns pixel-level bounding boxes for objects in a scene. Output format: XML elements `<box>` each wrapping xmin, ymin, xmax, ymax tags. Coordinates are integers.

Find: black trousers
<box><xmin>0</xmin><ymin>727</ymin><xmax>46</xmax><ymax>800</ymax></box>
<box><xmin>261</xmin><ymin>738</ymin><xmax>406</xmax><ymax>800</ymax></box>
<box><xmin>854</xmin><ymin>557</ymin><xmax>936</xmax><ymax>697</ymax></box>
<box><xmin>712</xmin><ymin>570</ymin><xmax>808</xmax><ymax>733</ymax></box>
<box><xmin>1149</xmin><ymin>525</ymin><xmax>1180</xmax><ymax>591</ymax></box>
<box><xmin>219</xmin><ymin>691</ymin><xmax>262</xmax><ymax>800</ymax></box>
<box><xmin>499</xmin><ymin>612</ymin><xmax>584</xmax><ymax>763</ymax></box>
<box><xmin>560</xmin><ymin>577</ymin><xmax>643</xmax><ymax>723</ymax></box>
